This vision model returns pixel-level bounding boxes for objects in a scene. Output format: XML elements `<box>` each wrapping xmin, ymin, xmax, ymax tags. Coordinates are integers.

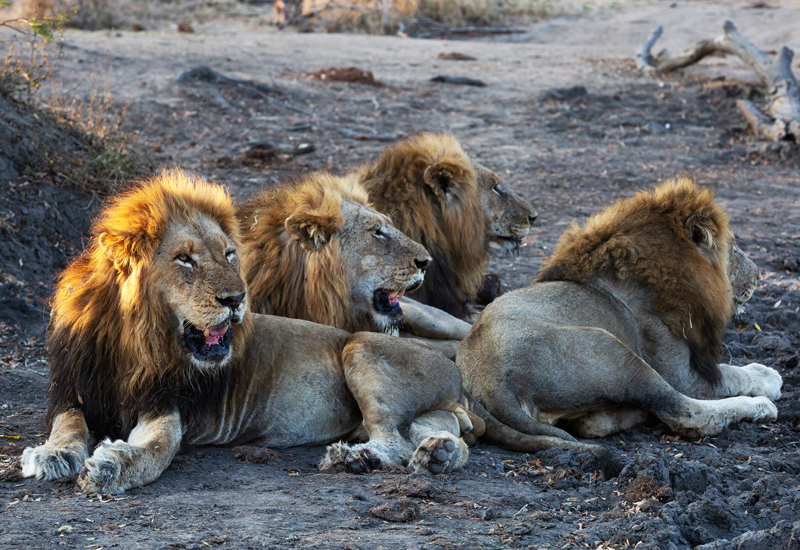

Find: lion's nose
<box><xmin>414</xmin><ymin>257</ymin><xmax>431</xmax><ymax>271</ymax></box>
<box><xmin>217</xmin><ymin>292</ymin><xmax>245</xmax><ymax>309</ymax></box>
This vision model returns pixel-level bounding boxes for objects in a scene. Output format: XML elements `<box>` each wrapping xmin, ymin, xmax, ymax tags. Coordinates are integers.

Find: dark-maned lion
<box><xmin>458</xmin><ymin>178</ymin><xmax>782</xmax><ymax>440</ymax></box>
<box><xmin>21</xmin><ymin>171</ymin><xmax>617</xmax><ymax>493</ymax></box>
<box><xmin>239</xmin><ymin>171</ymin><xmax>471</xmax><ymax>359</ymax></box>
<box><xmin>358</xmin><ymin>133</ymin><xmax>538</xmax><ymax>319</ymax></box>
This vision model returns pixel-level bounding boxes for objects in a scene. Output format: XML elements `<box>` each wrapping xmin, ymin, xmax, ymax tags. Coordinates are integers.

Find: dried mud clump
<box><xmin>369</xmin><ymin>497</ymin><xmax>420</xmax><ymax>522</ymax></box>
<box><xmin>308</xmin><ymin>67</ymin><xmax>384</xmax><ymax>87</ymax></box>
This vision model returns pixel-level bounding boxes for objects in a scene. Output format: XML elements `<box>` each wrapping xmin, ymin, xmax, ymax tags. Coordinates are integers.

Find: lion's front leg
<box><xmin>716</xmin><ymin>363</ymin><xmax>782</xmax><ymax>401</ymax></box>
<box><xmin>78</xmin><ymin>410</ymin><xmax>182</xmax><ymax>494</ymax></box>
<box><xmin>21</xmin><ymin>409</ymin><xmax>90</xmax><ymax>480</ymax></box>
<box><xmin>399</xmin><ymin>297</ymin><xmax>472</xmax><ymax>340</ymax></box>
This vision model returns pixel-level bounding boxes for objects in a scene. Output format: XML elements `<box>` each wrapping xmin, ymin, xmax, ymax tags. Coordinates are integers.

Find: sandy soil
<box><xmin>1</xmin><ymin>1</ymin><xmax>799</xmax><ymax>548</ymax></box>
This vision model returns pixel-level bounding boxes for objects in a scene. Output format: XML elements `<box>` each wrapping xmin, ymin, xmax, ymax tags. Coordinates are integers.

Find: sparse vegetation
<box><xmin>0</xmin><ymin>6</ymin><xmax>146</xmax><ymax>193</ymax></box>
<box><xmin>291</xmin><ymin>0</ymin><xmax>641</xmax><ymax>35</ymax></box>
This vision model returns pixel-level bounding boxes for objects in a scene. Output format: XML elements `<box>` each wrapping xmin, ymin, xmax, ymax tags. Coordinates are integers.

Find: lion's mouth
<box><xmin>183</xmin><ymin>321</ymin><xmax>233</xmax><ymax>362</ymax></box>
<box><xmin>373</xmin><ymin>289</ymin><xmax>406</xmax><ymax>316</ymax></box>
<box><xmin>495</xmin><ymin>236</ymin><xmax>522</xmax><ymax>255</ymax></box>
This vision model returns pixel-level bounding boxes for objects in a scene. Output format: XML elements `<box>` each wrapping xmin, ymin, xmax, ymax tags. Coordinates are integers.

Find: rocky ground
<box><xmin>1</xmin><ymin>1</ymin><xmax>799</xmax><ymax>548</ymax></box>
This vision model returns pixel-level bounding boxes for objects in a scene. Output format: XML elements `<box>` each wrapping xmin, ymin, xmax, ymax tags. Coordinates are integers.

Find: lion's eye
<box><xmin>492</xmin><ymin>184</ymin><xmax>505</xmax><ymax>197</ymax></box>
<box><xmin>372</xmin><ymin>226</ymin><xmax>390</xmax><ymax>241</ymax></box>
<box><xmin>175</xmin><ymin>254</ymin><xmax>195</xmax><ymax>268</ymax></box>
<box><xmin>225</xmin><ymin>250</ymin><xmax>237</xmax><ymax>265</ymax></box>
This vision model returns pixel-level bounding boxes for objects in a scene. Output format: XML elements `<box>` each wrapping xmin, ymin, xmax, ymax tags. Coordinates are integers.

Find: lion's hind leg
<box><xmin>407</xmin><ymin>410</ymin><xmax>468</xmax><ymax>475</ymax></box>
<box><xmin>21</xmin><ymin>409</ymin><xmax>90</xmax><ymax>481</ymax></box>
<box><xmin>77</xmin><ymin>410</ymin><xmax>182</xmax><ymax>493</ymax></box>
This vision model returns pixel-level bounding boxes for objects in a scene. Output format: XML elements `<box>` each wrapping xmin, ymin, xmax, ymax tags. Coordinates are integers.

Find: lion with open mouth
<box><xmin>238</xmin><ymin>171</ymin><xmax>471</xmax><ymax>358</ymax></box>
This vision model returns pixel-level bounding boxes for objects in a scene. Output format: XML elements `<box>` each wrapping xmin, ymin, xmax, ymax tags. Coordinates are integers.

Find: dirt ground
<box><xmin>2</xmin><ymin>1</ymin><xmax>800</xmax><ymax>548</ymax></box>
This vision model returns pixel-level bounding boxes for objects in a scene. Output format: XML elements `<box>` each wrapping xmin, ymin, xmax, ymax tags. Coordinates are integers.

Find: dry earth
<box><xmin>1</xmin><ymin>1</ymin><xmax>800</xmax><ymax>548</ymax></box>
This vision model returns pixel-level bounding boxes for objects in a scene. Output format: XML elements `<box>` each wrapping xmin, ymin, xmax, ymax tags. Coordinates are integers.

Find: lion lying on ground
<box><xmin>21</xmin><ymin>171</ymin><xmax>617</xmax><ymax>493</ymax></box>
<box><xmin>358</xmin><ymin>133</ymin><xmax>538</xmax><ymax>319</ymax></box>
<box><xmin>239</xmin><ymin>171</ymin><xmax>471</xmax><ymax>359</ymax></box>
<box><xmin>458</xmin><ymin>178</ymin><xmax>782</xmax><ymax>440</ymax></box>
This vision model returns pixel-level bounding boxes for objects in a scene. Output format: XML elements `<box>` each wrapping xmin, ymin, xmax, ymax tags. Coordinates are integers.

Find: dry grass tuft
<box><xmin>0</xmin><ymin>23</ymin><xmax>147</xmax><ymax>193</ymax></box>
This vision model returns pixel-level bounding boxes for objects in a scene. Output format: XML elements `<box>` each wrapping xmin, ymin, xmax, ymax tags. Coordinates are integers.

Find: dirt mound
<box><xmin>308</xmin><ymin>66</ymin><xmax>384</xmax><ymax>87</ymax></box>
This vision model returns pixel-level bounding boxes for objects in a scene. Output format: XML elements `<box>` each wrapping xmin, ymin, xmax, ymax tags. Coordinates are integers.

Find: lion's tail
<box><xmin>464</xmin><ymin>393</ymin><xmax>622</xmax><ymax>479</ymax></box>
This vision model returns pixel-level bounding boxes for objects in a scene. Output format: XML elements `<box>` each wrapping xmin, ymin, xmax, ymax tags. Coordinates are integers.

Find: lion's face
<box><xmin>155</xmin><ymin>215</ymin><xmax>248</xmax><ymax>369</ymax></box>
<box><xmin>727</xmin><ymin>240</ymin><xmax>759</xmax><ymax>314</ymax></box>
<box><xmin>474</xmin><ymin>162</ymin><xmax>538</xmax><ymax>253</ymax></box>
<box><xmin>337</xmin><ymin>200</ymin><xmax>432</xmax><ymax>333</ymax></box>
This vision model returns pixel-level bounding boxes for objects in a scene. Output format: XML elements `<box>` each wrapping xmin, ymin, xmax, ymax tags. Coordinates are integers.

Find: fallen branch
<box><xmin>637</xmin><ymin>21</ymin><xmax>800</xmax><ymax>143</ymax></box>
<box><xmin>430</xmin><ymin>75</ymin><xmax>487</xmax><ymax>87</ymax></box>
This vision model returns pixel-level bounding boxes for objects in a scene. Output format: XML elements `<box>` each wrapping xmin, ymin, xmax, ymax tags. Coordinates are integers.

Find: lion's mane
<box><xmin>239</xmin><ymin>172</ymin><xmax>369</xmax><ymax>332</ymax></box>
<box><xmin>46</xmin><ymin>170</ymin><xmax>251</xmax><ymax>439</ymax></box>
<box><xmin>535</xmin><ymin>177</ymin><xmax>732</xmax><ymax>384</ymax></box>
<box><xmin>358</xmin><ymin>133</ymin><xmax>485</xmax><ymax>319</ymax></box>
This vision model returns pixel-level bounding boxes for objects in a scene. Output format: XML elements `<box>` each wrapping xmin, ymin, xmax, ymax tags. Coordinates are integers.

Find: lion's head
<box><xmin>358</xmin><ymin>133</ymin><xmax>537</xmax><ymax>319</ymax></box>
<box><xmin>239</xmin><ymin>172</ymin><xmax>432</xmax><ymax>334</ymax></box>
<box><xmin>46</xmin><ymin>170</ymin><xmax>251</xmax><ymax>438</ymax></box>
<box><xmin>535</xmin><ymin>177</ymin><xmax>758</xmax><ymax>385</ymax></box>
<box><xmin>474</xmin><ymin>161</ymin><xmax>538</xmax><ymax>253</ymax></box>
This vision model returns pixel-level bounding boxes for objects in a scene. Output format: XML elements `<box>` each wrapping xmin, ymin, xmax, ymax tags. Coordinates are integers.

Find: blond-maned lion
<box><xmin>458</xmin><ymin>178</ymin><xmax>782</xmax><ymax>440</ymax></box>
<box><xmin>358</xmin><ymin>133</ymin><xmax>538</xmax><ymax>319</ymax></box>
<box><xmin>21</xmin><ymin>171</ymin><xmax>617</xmax><ymax>493</ymax></box>
<box><xmin>239</xmin><ymin>171</ymin><xmax>471</xmax><ymax>359</ymax></box>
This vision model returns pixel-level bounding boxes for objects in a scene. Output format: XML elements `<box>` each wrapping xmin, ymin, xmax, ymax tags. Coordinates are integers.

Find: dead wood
<box><xmin>430</xmin><ymin>75</ymin><xmax>487</xmax><ymax>87</ymax></box>
<box><xmin>637</xmin><ymin>21</ymin><xmax>800</xmax><ymax>142</ymax></box>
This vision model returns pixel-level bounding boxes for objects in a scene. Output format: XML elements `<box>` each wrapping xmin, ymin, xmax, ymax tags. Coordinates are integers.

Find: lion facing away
<box><xmin>238</xmin><ymin>171</ymin><xmax>471</xmax><ymax>359</ymax></box>
<box><xmin>458</xmin><ymin>178</ymin><xmax>782</xmax><ymax>441</ymax></box>
<box><xmin>358</xmin><ymin>133</ymin><xmax>538</xmax><ymax>320</ymax></box>
<box><xmin>21</xmin><ymin>171</ymin><xmax>616</xmax><ymax>493</ymax></box>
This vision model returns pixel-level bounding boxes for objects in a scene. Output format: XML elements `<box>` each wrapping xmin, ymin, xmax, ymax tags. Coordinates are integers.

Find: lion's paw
<box><xmin>319</xmin><ymin>441</ymin><xmax>390</xmax><ymax>474</ymax></box>
<box><xmin>748</xmin><ymin>396</ymin><xmax>778</xmax><ymax>423</ymax></box>
<box><xmin>77</xmin><ymin>439</ymin><xmax>132</xmax><ymax>494</ymax></box>
<box><xmin>408</xmin><ymin>433</ymin><xmax>467</xmax><ymax>475</ymax></box>
<box><xmin>20</xmin><ymin>445</ymin><xmax>86</xmax><ymax>480</ymax></box>
<box><xmin>743</xmin><ymin>363</ymin><xmax>782</xmax><ymax>401</ymax></box>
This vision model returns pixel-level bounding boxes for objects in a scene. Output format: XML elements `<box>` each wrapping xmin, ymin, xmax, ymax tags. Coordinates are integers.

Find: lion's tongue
<box><xmin>201</xmin><ymin>324</ymin><xmax>228</xmax><ymax>346</ymax></box>
<box><xmin>388</xmin><ymin>289</ymin><xmax>404</xmax><ymax>306</ymax></box>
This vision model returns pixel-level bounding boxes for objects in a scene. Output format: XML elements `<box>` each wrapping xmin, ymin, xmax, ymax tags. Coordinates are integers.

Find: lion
<box><xmin>357</xmin><ymin>133</ymin><xmax>538</xmax><ymax>319</ymax></box>
<box><xmin>21</xmin><ymin>170</ymin><xmax>617</xmax><ymax>493</ymax></box>
<box><xmin>458</xmin><ymin>178</ymin><xmax>782</xmax><ymax>441</ymax></box>
<box><xmin>238</xmin><ymin>171</ymin><xmax>472</xmax><ymax>359</ymax></box>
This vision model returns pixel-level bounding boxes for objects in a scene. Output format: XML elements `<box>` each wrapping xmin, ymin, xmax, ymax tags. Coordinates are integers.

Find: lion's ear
<box><xmin>285</xmin><ymin>211</ymin><xmax>340</xmax><ymax>251</ymax></box>
<box><xmin>98</xmin><ymin>232</ymin><xmax>137</xmax><ymax>275</ymax></box>
<box><xmin>685</xmin><ymin>214</ymin><xmax>718</xmax><ymax>250</ymax></box>
<box><xmin>423</xmin><ymin>162</ymin><xmax>464</xmax><ymax>201</ymax></box>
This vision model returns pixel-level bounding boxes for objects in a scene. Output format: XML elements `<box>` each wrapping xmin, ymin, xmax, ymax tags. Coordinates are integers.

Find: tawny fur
<box><xmin>46</xmin><ymin>170</ymin><xmax>253</xmax><ymax>439</ymax></box>
<box><xmin>535</xmin><ymin>177</ymin><xmax>732</xmax><ymax>384</ymax></box>
<box><xmin>357</xmin><ymin>134</ymin><xmax>486</xmax><ymax>319</ymax></box>
<box><xmin>238</xmin><ymin>172</ymin><xmax>369</xmax><ymax>332</ymax></box>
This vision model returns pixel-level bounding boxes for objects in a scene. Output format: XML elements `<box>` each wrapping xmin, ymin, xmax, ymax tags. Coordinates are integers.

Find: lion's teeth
<box><xmin>397</xmin><ymin>289</ymin><xmax>405</xmax><ymax>299</ymax></box>
<box><xmin>203</xmin><ymin>328</ymin><xmax>210</xmax><ymax>338</ymax></box>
